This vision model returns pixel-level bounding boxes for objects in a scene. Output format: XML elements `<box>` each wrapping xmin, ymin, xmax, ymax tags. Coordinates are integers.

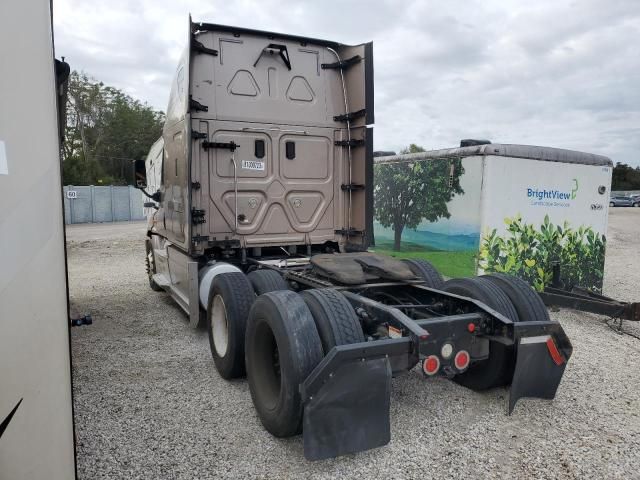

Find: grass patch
<box><xmin>372</xmin><ymin>240</ymin><xmax>477</xmax><ymax>278</ymax></box>
<box><xmin>374</xmin><ymin>239</ymin><xmax>443</xmax><ymax>253</ymax></box>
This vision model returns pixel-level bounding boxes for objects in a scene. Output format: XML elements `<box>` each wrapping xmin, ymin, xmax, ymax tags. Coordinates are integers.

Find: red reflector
<box><xmin>454</xmin><ymin>350</ymin><xmax>470</xmax><ymax>370</ymax></box>
<box><xmin>546</xmin><ymin>338</ymin><xmax>565</xmax><ymax>366</ymax></box>
<box><xmin>423</xmin><ymin>355</ymin><xmax>440</xmax><ymax>376</ymax></box>
<box><xmin>467</xmin><ymin>323</ymin><xmax>476</xmax><ymax>333</ymax></box>
<box><xmin>419</xmin><ymin>334</ymin><xmax>429</xmax><ymax>340</ymax></box>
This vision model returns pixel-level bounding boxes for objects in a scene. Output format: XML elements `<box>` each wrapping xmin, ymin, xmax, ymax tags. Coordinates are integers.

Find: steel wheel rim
<box><xmin>146</xmin><ymin>250</ymin><xmax>155</xmax><ymax>277</ymax></box>
<box><xmin>211</xmin><ymin>295</ymin><xmax>229</xmax><ymax>357</ymax></box>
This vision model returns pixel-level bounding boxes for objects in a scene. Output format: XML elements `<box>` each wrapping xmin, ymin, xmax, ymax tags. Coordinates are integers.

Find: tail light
<box><xmin>440</xmin><ymin>343</ymin><xmax>453</xmax><ymax>359</ymax></box>
<box><xmin>423</xmin><ymin>355</ymin><xmax>440</xmax><ymax>376</ymax></box>
<box><xmin>454</xmin><ymin>350</ymin><xmax>470</xmax><ymax>371</ymax></box>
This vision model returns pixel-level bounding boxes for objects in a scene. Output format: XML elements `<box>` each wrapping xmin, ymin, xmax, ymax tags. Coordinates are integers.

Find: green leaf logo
<box><xmin>571</xmin><ymin>178</ymin><xmax>579</xmax><ymax>200</ymax></box>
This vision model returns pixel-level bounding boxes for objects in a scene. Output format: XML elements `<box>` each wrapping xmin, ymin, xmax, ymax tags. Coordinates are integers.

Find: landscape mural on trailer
<box><xmin>372</xmin><ymin>146</ymin><xmax>607</xmax><ymax>291</ymax></box>
<box><xmin>478</xmin><ymin>215</ymin><xmax>606</xmax><ymax>292</ymax></box>
<box><xmin>372</xmin><ymin>145</ymin><xmax>481</xmax><ymax>278</ymax></box>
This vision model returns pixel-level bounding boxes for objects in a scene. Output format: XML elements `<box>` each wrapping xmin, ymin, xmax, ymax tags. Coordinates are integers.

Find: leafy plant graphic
<box><xmin>479</xmin><ymin>214</ymin><xmax>606</xmax><ymax>292</ymax></box>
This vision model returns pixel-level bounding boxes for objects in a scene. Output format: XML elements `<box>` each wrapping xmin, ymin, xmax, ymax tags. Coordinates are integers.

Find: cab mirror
<box><xmin>133</xmin><ymin>159</ymin><xmax>147</xmax><ymax>188</ymax></box>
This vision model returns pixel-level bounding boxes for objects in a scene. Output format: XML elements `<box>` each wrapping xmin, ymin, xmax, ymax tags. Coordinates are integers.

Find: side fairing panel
<box><xmin>160</xmin><ymin>19</ymin><xmax>192</xmax><ymax>251</ymax></box>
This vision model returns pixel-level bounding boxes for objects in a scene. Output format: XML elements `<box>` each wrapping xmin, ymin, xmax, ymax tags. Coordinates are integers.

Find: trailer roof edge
<box><xmin>374</xmin><ymin>144</ymin><xmax>613</xmax><ymax>167</ymax></box>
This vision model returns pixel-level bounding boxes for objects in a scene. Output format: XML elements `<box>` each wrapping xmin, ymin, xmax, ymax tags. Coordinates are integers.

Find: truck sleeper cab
<box><xmin>136</xmin><ymin>18</ymin><xmax>572</xmax><ymax>460</ymax></box>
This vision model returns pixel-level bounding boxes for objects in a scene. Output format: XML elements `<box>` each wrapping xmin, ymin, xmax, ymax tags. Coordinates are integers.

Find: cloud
<box><xmin>53</xmin><ymin>0</ymin><xmax>640</xmax><ymax>166</ymax></box>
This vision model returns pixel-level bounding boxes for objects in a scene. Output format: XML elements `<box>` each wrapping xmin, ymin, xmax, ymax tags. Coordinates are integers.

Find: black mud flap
<box><xmin>508</xmin><ymin>335</ymin><xmax>567</xmax><ymax>414</ymax></box>
<box><xmin>302</xmin><ymin>357</ymin><xmax>392</xmax><ymax>461</ymax></box>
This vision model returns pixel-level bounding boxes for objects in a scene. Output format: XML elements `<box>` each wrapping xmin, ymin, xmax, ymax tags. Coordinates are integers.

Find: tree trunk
<box><xmin>393</xmin><ymin>224</ymin><xmax>403</xmax><ymax>251</ymax></box>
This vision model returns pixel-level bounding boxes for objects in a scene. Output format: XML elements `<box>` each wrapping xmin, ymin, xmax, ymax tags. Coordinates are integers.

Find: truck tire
<box><xmin>145</xmin><ymin>239</ymin><xmax>163</xmax><ymax>292</ymax></box>
<box><xmin>300</xmin><ymin>289</ymin><xmax>365</xmax><ymax>353</ymax></box>
<box><xmin>247</xmin><ymin>269</ymin><xmax>289</xmax><ymax>295</ymax></box>
<box><xmin>442</xmin><ymin>277</ymin><xmax>519</xmax><ymax>321</ymax></box>
<box><xmin>482</xmin><ymin>273</ymin><xmax>550</xmax><ymax>323</ymax></box>
<box><xmin>207</xmin><ymin>272</ymin><xmax>255</xmax><ymax>379</ymax></box>
<box><xmin>402</xmin><ymin>259</ymin><xmax>444</xmax><ymax>289</ymax></box>
<box><xmin>441</xmin><ymin>277</ymin><xmax>519</xmax><ymax>390</ymax></box>
<box><xmin>245</xmin><ymin>291</ymin><xmax>323</xmax><ymax>437</ymax></box>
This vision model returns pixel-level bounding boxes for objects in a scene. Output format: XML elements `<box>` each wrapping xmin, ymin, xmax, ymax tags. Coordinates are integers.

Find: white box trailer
<box><xmin>0</xmin><ymin>0</ymin><xmax>76</xmax><ymax>478</ymax></box>
<box><xmin>373</xmin><ymin>144</ymin><xmax>612</xmax><ymax>291</ymax></box>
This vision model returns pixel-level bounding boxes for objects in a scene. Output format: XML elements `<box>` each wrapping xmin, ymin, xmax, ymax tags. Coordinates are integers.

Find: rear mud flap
<box><xmin>508</xmin><ymin>335</ymin><xmax>567</xmax><ymax>414</ymax></box>
<box><xmin>303</xmin><ymin>357</ymin><xmax>392</xmax><ymax>461</ymax></box>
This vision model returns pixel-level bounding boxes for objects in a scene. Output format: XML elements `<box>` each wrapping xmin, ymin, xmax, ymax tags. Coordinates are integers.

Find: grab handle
<box><xmin>230</xmin><ymin>154</ymin><xmax>238</xmax><ymax>233</ymax></box>
<box><xmin>253</xmin><ymin>43</ymin><xmax>292</xmax><ymax>70</ymax></box>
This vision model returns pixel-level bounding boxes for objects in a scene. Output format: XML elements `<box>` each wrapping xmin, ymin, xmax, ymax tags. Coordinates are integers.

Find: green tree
<box><xmin>374</xmin><ymin>144</ymin><xmax>464</xmax><ymax>251</ymax></box>
<box><xmin>62</xmin><ymin>71</ymin><xmax>164</xmax><ymax>185</ymax></box>
<box><xmin>611</xmin><ymin>162</ymin><xmax>640</xmax><ymax>191</ymax></box>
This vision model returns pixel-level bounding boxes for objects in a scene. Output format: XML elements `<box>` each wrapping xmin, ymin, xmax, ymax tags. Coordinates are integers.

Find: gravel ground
<box><xmin>68</xmin><ymin>211</ymin><xmax>640</xmax><ymax>479</ymax></box>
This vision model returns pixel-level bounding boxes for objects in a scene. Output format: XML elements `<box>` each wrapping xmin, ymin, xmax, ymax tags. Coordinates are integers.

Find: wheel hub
<box><xmin>211</xmin><ymin>295</ymin><xmax>229</xmax><ymax>357</ymax></box>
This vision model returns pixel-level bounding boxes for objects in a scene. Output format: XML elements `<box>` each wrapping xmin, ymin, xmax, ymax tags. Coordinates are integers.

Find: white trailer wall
<box><xmin>481</xmin><ymin>156</ymin><xmax>611</xmax><ymax>242</ymax></box>
<box><xmin>479</xmin><ymin>156</ymin><xmax>611</xmax><ymax>291</ymax></box>
<box><xmin>0</xmin><ymin>0</ymin><xmax>76</xmax><ymax>478</ymax></box>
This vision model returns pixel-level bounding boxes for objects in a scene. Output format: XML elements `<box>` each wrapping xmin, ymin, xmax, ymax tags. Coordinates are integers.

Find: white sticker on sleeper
<box><xmin>241</xmin><ymin>160</ymin><xmax>265</xmax><ymax>171</ymax></box>
<box><xmin>0</xmin><ymin>140</ymin><xmax>7</xmax><ymax>175</ymax></box>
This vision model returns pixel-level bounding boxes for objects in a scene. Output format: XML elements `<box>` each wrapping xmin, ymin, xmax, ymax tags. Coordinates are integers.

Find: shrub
<box><xmin>478</xmin><ymin>214</ymin><xmax>606</xmax><ymax>292</ymax></box>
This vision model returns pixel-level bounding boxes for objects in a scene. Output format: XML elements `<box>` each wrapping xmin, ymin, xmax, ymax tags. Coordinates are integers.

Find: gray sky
<box><xmin>53</xmin><ymin>0</ymin><xmax>640</xmax><ymax>166</ymax></box>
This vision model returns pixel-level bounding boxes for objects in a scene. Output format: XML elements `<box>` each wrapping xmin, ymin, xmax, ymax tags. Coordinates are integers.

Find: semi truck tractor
<box><xmin>136</xmin><ymin>17</ymin><xmax>572</xmax><ymax>460</ymax></box>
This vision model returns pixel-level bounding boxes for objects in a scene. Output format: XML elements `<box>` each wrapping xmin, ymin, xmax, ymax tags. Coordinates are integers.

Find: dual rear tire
<box><xmin>245</xmin><ymin>291</ymin><xmax>324</xmax><ymax>436</ymax></box>
<box><xmin>207</xmin><ymin>268</ymin><xmax>365</xmax><ymax>438</ymax></box>
<box><xmin>247</xmin><ymin>269</ymin><xmax>289</xmax><ymax>295</ymax></box>
<box><xmin>208</xmin><ymin>266</ymin><xmax>547</xmax><ymax>436</ymax></box>
<box><xmin>207</xmin><ymin>269</ymin><xmax>290</xmax><ymax>379</ymax></box>
<box><xmin>441</xmin><ymin>277</ymin><xmax>519</xmax><ymax>390</ymax></box>
<box><xmin>246</xmin><ymin>288</ymin><xmax>365</xmax><ymax>437</ymax></box>
<box><xmin>441</xmin><ymin>273</ymin><xmax>549</xmax><ymax>390</ymax></box>
<box><xmin>207</xmin><ymin>272</ymin><xmax>255</xmax><ymax>379</ymax></box>
<box><xmin>402</xmin><ymin>259</ymin><xmax>444</xmax><ymax>289</ymax></box>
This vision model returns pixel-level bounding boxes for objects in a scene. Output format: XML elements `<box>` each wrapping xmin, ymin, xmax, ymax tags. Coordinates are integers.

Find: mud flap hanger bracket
<box><xmin>254</xmin><ymin>43</ymin><xmax>291</xmax><ymax>70</ymax></box>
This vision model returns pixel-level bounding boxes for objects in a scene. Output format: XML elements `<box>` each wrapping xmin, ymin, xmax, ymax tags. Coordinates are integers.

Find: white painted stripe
<box><xmin>520</xmin><ymin>335</ymin><xmax>551</xmax><ymax>344</ymax></box>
